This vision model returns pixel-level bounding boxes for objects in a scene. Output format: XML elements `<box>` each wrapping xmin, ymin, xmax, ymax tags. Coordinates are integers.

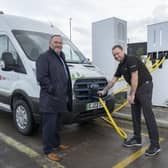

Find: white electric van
<box><xmin>0</xmin><ymin>13</ymin><xmax>114</xmax><ymax>135</ymax></box>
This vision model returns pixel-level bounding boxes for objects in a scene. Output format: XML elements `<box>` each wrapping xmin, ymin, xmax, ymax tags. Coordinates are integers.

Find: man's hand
<box><xmin>127</xmin><ymin>94</ymin><xmax>135</xmax><ymax>104</ymax></box>
<box><xmin>97</xmin><ymin>90</ymin><xmax>107</xmax><ymax>97</ymax></box>
<box><xmin>97</xmin><ymin>77</ymin><xmax>118</xmax><ymax>97</ymax></box>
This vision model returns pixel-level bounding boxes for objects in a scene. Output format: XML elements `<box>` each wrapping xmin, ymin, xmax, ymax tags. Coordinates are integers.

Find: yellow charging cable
<box><xmin>146</xmin><ymin>55</ymin><xmax>151</xmax><ymax>65</ymax></box>
<box><xmin>99</xmin><ymin>97</ymin><xmax>127</xmax><ymax>139</ymax></box>
<box><xmin>150</xmin><ymin>57</ymin><xmax>166</xmax><ymax>73</ymax></box>
<box><xmin>112</xmin><ymin>100</ymin><xmax>128</xmax><ymax>113</ymax></box>
<box><xmin>113</xmin><ymin>85</ymin><xmax>129</xmax><ymax>96</ymax></box>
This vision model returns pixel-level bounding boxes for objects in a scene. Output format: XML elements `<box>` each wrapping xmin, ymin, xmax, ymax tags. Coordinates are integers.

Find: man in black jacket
<box><xmin>36</xmin><ymin>35</ymin><xmax>72</xmax><ymax>161</ymax></box>
<box><xmin>98</xmin><ymin>45</ymin><xmax>160</xmax><ymax>156</ymax></box>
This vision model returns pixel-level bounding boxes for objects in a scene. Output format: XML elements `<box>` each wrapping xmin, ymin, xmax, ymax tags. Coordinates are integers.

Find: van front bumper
<box><xmin>72</xmin><ymin>95</ymin><xmax>115</xmax><ymax>123</ymax></box>
<box><xmin>31</xmin><ymin>95</ymin><xmax>115</xmax><ymax>124</ymax></box>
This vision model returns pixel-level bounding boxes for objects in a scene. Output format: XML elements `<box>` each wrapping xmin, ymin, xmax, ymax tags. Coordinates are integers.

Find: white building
<box><xmin>148</xmin><ymin>22</ymin><xmax>168</xmax><ymax>107</ymax></box>
<box><xmin>92</xmin><ymin>17</ymin><xmax>127</xmax><ymax>80</ymax></box>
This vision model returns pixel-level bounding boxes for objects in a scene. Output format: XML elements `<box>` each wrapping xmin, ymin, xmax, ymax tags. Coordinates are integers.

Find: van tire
<box><xmin>13</xmin><ymin>99</ymin><xmax>34</xmax><ymax>135</ymax></box>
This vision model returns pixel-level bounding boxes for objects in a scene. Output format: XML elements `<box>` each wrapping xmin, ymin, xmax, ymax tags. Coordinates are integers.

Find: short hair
<box><xmin>50</xmin><ymin>34</ymin><xmax>62</xmax><ymax>43</ymax></box>
<box><xmin>112</xmin><ymin>45</ymin><xmax>123</xmax><ymax>51</ymax></box>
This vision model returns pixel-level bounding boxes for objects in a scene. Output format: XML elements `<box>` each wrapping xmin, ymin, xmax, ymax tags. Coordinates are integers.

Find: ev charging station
<box><xmin>92</xmin><ymin>17</ymin><xmax>127</xmax><ymax>93</ymax></box>
<box><xmin>148</xmin><ymin>22</ymin><xmax>168</xmax><ymax>107</ymax></box>
<box><xmin>92</xmin><ymin>17</ymin><xmax>168</xmax><ymax>107</ymax></box>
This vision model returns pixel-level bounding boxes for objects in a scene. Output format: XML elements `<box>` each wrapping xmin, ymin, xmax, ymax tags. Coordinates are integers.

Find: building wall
<box><xmin>148</xmin><ymin>22</ymin><xmax>168</xmax><ymax>54</ymax></box>
<box><xmin>147</xmin><ymin>22</ymin><xmax>168</xmax><ymax>107</ymax></box>
<box><xmin>92</xmin><ymin>17</ymin><xmax>127</xmax><ymax>80</ymax></box>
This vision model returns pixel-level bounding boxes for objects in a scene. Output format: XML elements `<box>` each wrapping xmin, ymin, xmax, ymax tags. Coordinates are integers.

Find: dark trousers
<box><xmin>131</xmin><ymin>81</ymin><xmax>159</xmax><ymax>147</ymax></box>
<box><xmin>42</xmin><ymin>113</ymin><xmax>62</xmax><ymax>154</ymax></box>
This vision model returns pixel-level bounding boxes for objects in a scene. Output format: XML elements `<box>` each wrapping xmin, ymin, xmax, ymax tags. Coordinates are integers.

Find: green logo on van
<box><xmin>71</xmin><ymin>72</ymin><xmax>85</xmax><ymax>80</ymax></box>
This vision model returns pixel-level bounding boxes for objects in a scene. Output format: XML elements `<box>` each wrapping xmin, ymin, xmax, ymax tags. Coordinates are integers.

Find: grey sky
<box><xmin>1</xmin><ymin>0</ymin><xmax>168</xmax><ymax>59</ymax></box>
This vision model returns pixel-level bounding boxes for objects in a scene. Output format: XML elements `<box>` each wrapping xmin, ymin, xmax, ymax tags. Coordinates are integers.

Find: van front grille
<box><xmin>74</xmin><ymin>78</ymin><xmax>108</xmax><ymax>100</ymax></box>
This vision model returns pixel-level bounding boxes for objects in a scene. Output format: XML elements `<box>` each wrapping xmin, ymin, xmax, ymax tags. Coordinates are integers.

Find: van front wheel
<box><xmin>13</xmin><ymin>99</ymin><xmax>33</xmax><ymax>135</ymax></box>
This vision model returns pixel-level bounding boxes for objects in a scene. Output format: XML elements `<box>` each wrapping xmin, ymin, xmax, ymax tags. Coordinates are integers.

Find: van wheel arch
<box><xmin>11</xmin><ymin>91</ymin><xmax>36</xmax><ymax>135</ymax></box>
<box><xmin>11</xmin><ymin>90</ymin><xmax>32</xmax><ymax>111</ymax></box>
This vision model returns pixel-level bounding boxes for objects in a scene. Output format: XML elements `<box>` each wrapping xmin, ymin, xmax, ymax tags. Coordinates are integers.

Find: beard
<box><xmin>54</xmin><ymin>48</ymin><xmax>62</xmax><ymax>55</ymax></box>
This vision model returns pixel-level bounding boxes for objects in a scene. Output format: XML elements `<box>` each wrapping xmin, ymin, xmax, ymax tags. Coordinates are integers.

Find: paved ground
<box><xmin>0</xmin><ymin>140</ymin><xmax>40</xmax><ymax>168</ymax></box>
<box><xmin>0</xmin><ymin>110</ymin><xmax>168</xmax><ymax>168</ymax></box>
<box><xmin>113</xmin><ymin>104</ymin><xmax>168</xmax><ymax>128</ymax></box>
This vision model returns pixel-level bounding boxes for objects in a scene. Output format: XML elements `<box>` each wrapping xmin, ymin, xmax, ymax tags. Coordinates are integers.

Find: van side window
<box><xmin>0</xmin><ymin>35</ymin><xmax>26</xmax><ymax>73</ymax></box>
<box><xmin>0</xmin><ymin>36</ymin><xmax>8</xmax><ymax>58</ymax></box>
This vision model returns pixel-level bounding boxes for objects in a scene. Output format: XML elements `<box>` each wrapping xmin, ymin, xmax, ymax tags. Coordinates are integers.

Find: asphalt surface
<box><xmin>0</xmin><ymin>110</ymin><xmax>168</xmax><ymax>168</ymax></box>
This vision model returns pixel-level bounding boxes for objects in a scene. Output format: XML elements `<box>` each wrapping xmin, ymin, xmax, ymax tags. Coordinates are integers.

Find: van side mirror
<box><xmin>86</xmin><ymin>58</ymin><xmax>91</xmax><ymax>64</ymax></box>
<box><xmin>87</xmin><ymin>58</ymin><xmax>90</xmax><ymax>62</ymax></box>
<box><xmin>1</xmin><ymin>52</ymin><xmax>16</xmax><ymax>71</ymax></box>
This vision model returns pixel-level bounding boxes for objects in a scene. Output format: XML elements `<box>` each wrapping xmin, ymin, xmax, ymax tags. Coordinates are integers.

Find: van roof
<box><xmin>0</xmin><ymin>14</ymin><xmax>64</xmax><ymax>36</ymax></box>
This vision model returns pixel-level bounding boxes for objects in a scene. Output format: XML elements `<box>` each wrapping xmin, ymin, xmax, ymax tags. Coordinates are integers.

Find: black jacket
<box><xmin>36</xmin><ymin>48</ymin><xmax>72</xmax><ymax>113</ymax></box>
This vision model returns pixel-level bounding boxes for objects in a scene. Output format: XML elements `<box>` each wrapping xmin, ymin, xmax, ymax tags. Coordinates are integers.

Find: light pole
<box><xmin>69</xmin><ymin>17</ymin><xmax>72</xmax><ymax>41</ymax></box>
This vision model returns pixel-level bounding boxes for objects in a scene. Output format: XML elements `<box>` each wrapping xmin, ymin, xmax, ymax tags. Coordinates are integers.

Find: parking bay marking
<box><xmin>0</xmin><ymin>132</ymin><xmax>64</xmax><ymax>168</ymax></box>
<box><xmin>112</xmin><ymin>137</ymin><xmax>164</xmax><ymax>168</ymax></box>
<box><xmin>0</xmin><ymin>120</ymin><xmax>164</xmax><ymax>168</ymax></box>
<box><xmin>96</xmin><ymin>119</ymin><xmax>165</xmax><ymax>168</ymax></box>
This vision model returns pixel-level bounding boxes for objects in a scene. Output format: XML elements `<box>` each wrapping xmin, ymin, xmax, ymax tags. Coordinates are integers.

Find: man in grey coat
<box><xmin>36</xmin><ymin>35</ymin><xmax>72</xmax><ymax>161</ymax></box>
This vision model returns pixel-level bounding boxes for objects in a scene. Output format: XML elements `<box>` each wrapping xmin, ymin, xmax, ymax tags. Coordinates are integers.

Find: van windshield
<box><xmin>12</xmin><ymin>30</ymin><xmax>88</xmax><ymax>63</ymax></box>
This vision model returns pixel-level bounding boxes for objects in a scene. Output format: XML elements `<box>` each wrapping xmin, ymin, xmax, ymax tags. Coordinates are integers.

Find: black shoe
<box><xmin>145</xmin><ymin>145</ymin><xmax>161</xmax><ymax>156</ymax></box>
<box><xmin>123</xmin><ymin>137</ymin><xmax>142</xmax><ymax>147</ymax></box>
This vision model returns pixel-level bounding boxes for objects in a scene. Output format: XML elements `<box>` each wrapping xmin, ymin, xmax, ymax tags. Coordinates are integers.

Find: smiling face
<box><xmin>112</xmin><ymin>47</ymin><xmax>125</xmax><ymax>62</ymax></box>
<box><xmin>50</xmin><ymin>35</ymin><xmax>63</xmax><ymax>55</ymax></box>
